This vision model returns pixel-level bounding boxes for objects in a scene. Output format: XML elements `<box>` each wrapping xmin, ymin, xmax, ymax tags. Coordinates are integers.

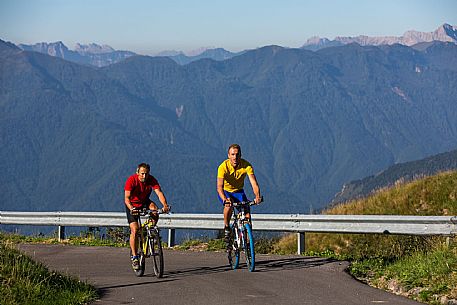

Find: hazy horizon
<box><xmin>1</xmin><ymin>0</ymin><xmax>456</xmax><ymax>55</ymax></box>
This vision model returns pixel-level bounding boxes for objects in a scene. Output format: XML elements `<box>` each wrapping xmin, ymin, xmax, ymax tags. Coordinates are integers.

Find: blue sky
<box><xmin>1</xmin><ymin>0</ymin><xmax>456</xmax><ymax>55</ymax></box>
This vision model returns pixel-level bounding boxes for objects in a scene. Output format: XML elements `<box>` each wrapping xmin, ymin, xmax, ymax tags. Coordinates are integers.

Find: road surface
<box><xmin>19</xmin><ymin>244</ymin><xmax>421</xmax><ymax>305</ymax></box>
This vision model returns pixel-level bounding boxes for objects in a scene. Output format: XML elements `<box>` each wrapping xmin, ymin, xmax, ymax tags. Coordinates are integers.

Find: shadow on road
<box><xmin>166</xmin><ymin>264</ymin><xmax>231</xmax><ymax>278</ymax></box>
<box><xmin>162</xmin><ymin>255</ymin><xmax>339</xmax><ymax>279</ymax></box>
<box><xmin>254</xmin><ymin>256</ymin><xmax>340</xmax><ymax>272</ymax></box>
<box><xmin>98</xmin><ymin>278</ymin><xmax>176</xmax><ymax>292</ymax></box>
<box><xmin>97</xmin><ymin>256</ymin><xmax>342</xmax><ymax>300</ymax></box>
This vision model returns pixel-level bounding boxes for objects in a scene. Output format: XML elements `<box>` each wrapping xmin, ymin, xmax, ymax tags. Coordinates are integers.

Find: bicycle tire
<box><xmin>227</xmin><ymin>224</ymin><xmax>240</xmax><ymax>270</ymax></box>
<box><xmin>149</xmin><ymin>229</ymin><xmax>164</xmax><ymax>278</ymax></box>
<box><xmin>244</xmin><ymin>223</ymin><xmax>255</xmax><ymax>272</ymax></box>
<box><xmin>131</xmin><ymin>235</ymin><xmax>145</xmax><ymax>277</ymax></box>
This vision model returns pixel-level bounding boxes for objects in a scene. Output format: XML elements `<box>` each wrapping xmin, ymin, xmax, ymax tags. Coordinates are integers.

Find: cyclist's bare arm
<box><xmin>217</xmin><ymin>177</ymin><xmax>231</xmax><ymax>204</ymax></box>
<box><xmin>148</xmin><ymin>199</ymin><xmax>159</xmax><ymax>211</ymax></box>
<box><xmin>124</xmin><ymin>190</ymin><xmax>136</xmax><ymax>211</ymax></box>
<box><xmin>153</xmin><ymin>188</ymin><xmax>170</xmax><ymax>213</ymax></box>
<box><xmin>248</xmin><ymin>174</ymin><xmax>262</xmax><ymax>204</ymax></box>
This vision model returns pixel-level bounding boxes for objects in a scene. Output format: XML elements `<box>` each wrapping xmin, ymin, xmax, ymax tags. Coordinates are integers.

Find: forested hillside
<box><xmin>1</xmin><ymin>39</ymin><xmax>457</xmax><ymax>213</ymax></box>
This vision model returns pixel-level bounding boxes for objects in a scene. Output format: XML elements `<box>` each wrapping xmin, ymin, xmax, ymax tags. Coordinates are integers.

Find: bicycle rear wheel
<box><xmin>148</xmin><ymin>229</ymin><xmax>164</xmax><ymax>278</ymax></box>
<box><xmin>227</xmin><ymin>224</ymin><xmax>240</xmax><ymax>270</ymax></box>
<box><xmin>131</xmin><ymin>235</ymin><xmax>145</xmax><ymax>277</ymax></box>
<box><xmin>243</xmin><ymin>223</ymin><xmax>255</xmax><ymax>272</ymax></box>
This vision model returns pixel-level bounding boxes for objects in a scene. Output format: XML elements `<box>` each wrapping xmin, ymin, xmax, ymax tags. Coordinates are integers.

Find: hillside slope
<box><xmin>332</xmin><ymin>149</ymin><xmax>457</xmax><ymax>204</ymax></box>
<box><xmin>327</xmin><ymin>171</ymin><xmax>457</xmax><ymax>216</ymax></box>
<box><xmin>1</xmin><ymin>39</ymin><xmax>457</xmax><ymax>213</ymax></box>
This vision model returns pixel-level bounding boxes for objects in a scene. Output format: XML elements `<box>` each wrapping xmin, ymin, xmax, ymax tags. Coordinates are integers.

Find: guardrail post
<box><xmin>297</xmin><ymin>232</ymin><xmax>305</xmax><ymax>254</ymax></box>
<box><xmin>58</xmin><ymin>225</ymin><xmax>65</xmax><ymax>242</ymax></box>
<box><xmin>168</xmin><ymin>229</ymin><xmax>176</xmax><ymax>247</ymax></box>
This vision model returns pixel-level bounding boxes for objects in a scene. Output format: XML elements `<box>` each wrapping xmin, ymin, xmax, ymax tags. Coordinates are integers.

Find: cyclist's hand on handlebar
<box><xmin>254</xmin><ymin>196</ymin><xmax>263</xmax><ymax>205</ymax></box>
<box><xmin>162</xmin><ymin>205</ymin><xmax>171</xmax><ymax>213</ymax></box>
<box><xmin>224</xmin><ymin>198</ymin><xmax>232</xmax><ymax>206</ymax></box>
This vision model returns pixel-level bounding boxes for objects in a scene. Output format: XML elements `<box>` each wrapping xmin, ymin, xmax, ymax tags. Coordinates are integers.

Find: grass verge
<box><xmin>0</xmin><ymin>234</ymin><xmax>98</xmax><ymax>305</ymax></box>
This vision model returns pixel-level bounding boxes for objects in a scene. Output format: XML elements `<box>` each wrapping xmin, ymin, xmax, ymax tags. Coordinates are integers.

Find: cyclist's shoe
<box><xmin>131</xmin><ymin>255</ymin><xmax>140</xmax><ymax>270</ymax></box>
<box><xmin>224</xmin><ymin>227</ymin><xmax>231</xmax><ymax>250</ymax></box>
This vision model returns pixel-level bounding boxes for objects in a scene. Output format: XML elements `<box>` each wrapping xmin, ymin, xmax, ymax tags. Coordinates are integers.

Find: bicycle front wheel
<box><xmin>243</xmin><ymin>223</ymin><xmax>255</xmax><ymax>272</ymax></box>
<box><xmin>227</xmin><ymin>224</ymin><xmax>240</xmax><ymax>270</ymax></box>
<box><xmin>148</xmin><ymin>229</ymin><xmax>164</xmax><ymax>278</ymax></box>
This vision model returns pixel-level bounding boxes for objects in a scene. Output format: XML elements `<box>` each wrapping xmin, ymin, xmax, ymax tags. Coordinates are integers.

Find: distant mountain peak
<box><xmin>434</xmin><ymin>23</ymin><xmax>457</xmax><ymax>40</ymax></box>
<box><xmin>0</xmin><ymin>39</ymin><xmax>20</xmax><ymax>50</ymax></box>
<box><xmin>18</xmin><ymin>41</ymin><xmax>70</xmax><ymax>57</ymax></box>
<box><xmin>0</xmin><ymin>39</ymin><xmax>21</xmax><ymax>56</ymax></box>
<box><xmin>155</xmin><ymin>50</ymin><xmax>184</xmax><ymax>57</ymax></box>
<box><xmin>164</xmin><ymin>47</ymin><xmax>243</xmax><ymax>65</ymax></box>
<box><xmin>17</xmin><ymin>41</ymin><xmax>135</xmax><ymax>67</ymax></box>
<box><xmin>302</xmin><ymin>23</ymin><xmax>457</xmax><ymax>51</ymax></box>
<box><xmin>74</xmin><ymin>43</ymin><xmax>115</xmax><ymax>55</ymax></box>
<box><xmin>305</xmin><ymin>36</ymin><xmax>331</xmax><ymax>45</ymax></box>
<box><xmin>184</xmin><ymin>46</ymin><xmax>216</xmax><ymax>56</ymax></box>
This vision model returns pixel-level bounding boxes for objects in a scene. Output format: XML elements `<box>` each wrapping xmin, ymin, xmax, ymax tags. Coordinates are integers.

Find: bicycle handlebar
<box><xmin>131</xmin><ymin>207</ymin><xmax>170</xmax><ymax>216</ymax></box>
<box><xmin>231</xmin><ymin>196</ymin><xmax>263</xmax><ymax>207</ymax></box>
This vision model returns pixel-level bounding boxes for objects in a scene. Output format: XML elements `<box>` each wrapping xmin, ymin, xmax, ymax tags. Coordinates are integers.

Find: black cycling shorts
<box><xmin>125</xmin><ymin>205</ymin><xmax>142</xmax><ymax>224</ymax></box>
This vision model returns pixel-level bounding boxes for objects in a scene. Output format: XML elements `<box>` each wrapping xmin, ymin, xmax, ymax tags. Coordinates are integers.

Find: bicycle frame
<box><xmin>131</xmin><ymin>208</ymin><xmax>165</xmax><ymax>277</ymax></box>
<box><xmin>139</xmin><ymin>217</ymin><xmax>155</xmax><ymax>256</ymax></box>
<box><xmin>228</xmin><ymin>200</ymin><xmax>256</xmax><ymax>272</ymax></box>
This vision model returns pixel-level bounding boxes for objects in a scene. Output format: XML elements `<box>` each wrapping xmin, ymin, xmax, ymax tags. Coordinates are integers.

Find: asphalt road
<box><xmin>19</xmin><ymin>244</ymin><xmax>422</xmax><ymax>305</ymax></box>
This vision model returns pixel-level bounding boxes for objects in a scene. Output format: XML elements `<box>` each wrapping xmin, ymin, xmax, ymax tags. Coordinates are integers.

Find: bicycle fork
<box><xmin>233</xmin><ymin>223</ymin><xmax>244</xmax><ymax>249</ymax></box>
<box><xmin>145</xmin><ymin>226</ymin><xmax>160</xmax><ymax>257</ymax></box>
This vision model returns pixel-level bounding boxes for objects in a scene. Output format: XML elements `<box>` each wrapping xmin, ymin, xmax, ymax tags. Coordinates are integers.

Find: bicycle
<box><xmin>130</xmin><ymin>208</ymin><xmax>166</xmax><ymax>277</ymax></box>
<box><xmin>227</xmin><ymin>198</ymin><xmax>261</xmax><ymax>272</ymax></box>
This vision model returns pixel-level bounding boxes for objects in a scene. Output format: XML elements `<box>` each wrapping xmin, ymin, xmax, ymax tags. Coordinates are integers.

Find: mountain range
<box><xmin>302</xmin><ymin>23</ymin><xmax>457</xmax><ymax>51</ymax></box>
<box><xmin>17</xmin><ymin>42</ymin><xmax>244</xmax><ymax>67</ymax></box>
<box><xmin>15</xmin><ymin>23</ymin><xmax>457</xmax><ymax>67</ymax></box>
<box><xmin>1</xmin><ymin>34</ymin><xmax>457</xmax><ymax>214</ymax></box>
<box><xmin>18</xmin><ymin>41</ymin><xmax>136</xmax><ymax>67</ymax></box>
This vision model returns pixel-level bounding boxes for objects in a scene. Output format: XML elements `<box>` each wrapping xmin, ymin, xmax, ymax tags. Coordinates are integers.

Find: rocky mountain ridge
<box><xmin>13</xmin><ymin>23</ymin><xmax>456</xmax><ymax>67</ymax></box>
<box><xmin>18</xmin><ymin>41</ymin><xmax>135</xmax><ymax>67</ymax></box>
<box><xmin>302</xmin><ymin>23</ymin><xmax>457</xmax><ymax>50</ymax></box>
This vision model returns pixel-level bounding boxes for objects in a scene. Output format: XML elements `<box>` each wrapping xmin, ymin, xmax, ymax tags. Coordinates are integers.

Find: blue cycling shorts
<box><xmin>218</xmin><ymin>189</ymin><xmax>248</xmax><ymax>205</ymax></box>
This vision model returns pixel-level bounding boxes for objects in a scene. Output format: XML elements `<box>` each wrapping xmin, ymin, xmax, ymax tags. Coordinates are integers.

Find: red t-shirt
<box><xmin>124</xmin><ymin>174</ymin><xmax>161</xmax><ymax>207</ymax></box>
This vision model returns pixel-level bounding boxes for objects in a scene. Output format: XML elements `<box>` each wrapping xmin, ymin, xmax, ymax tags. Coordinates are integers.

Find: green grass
<box><xmin>0</xmin><ymin>236</ymin><xmax>98</xmax><ymax>305</ymax></box>
<box><xmin>1</xmin><ymin>228</ymin><xmax>129</xmax><ymax>248</ymax></box>
<box><xmin>273</xmin><ymin>171</ymin><xmax>457</xmax><ymax>304</ymax></box>
<box><xmin>346</xmin><ymin>244</ymin><xmax>457</xmax><ymax>304</ymax></box>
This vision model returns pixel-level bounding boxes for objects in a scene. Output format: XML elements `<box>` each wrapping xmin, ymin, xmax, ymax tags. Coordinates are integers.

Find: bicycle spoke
<box><xmin>244</xmin><ymin>223</ymin><xmax>255</xmax><ymax>272</ymax></box>
<box><xmin>150</xmin><ymin>228</ymin><xmax>164</xmax><ymax>278</ymax></box>
<box><xmin>227</xmin><ymin>224</ymin><xmax>240</xmax><ymax>269</ymax></box>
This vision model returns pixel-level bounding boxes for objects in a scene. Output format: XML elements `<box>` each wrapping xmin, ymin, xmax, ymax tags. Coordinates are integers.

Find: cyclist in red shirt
<box><xmin>124</xmin><ymin>163</ymin><xmax>170</xmax><ymax>269</ymax></box>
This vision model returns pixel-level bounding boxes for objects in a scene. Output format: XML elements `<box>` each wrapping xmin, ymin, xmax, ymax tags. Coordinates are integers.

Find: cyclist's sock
<box><xmin>224</xmin><ymin>226</ymin><xmax>231</xmax><ymax>245</ymax></box>
<box><xmin>131</xmin><ymin>255</ymin><xmax>140</xmax><ymax>270</ymax></box>
<box><xmin>224</xmin><ymin>226</ymin><xmax>230</xmax><ymax>236</ymax></box>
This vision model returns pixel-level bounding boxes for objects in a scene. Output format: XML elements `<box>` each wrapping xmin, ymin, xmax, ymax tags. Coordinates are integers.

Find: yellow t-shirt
<box><xmin>217</xmin><ymin>159</ymin><xmax>254</xmax><ymax>192</ymax></box>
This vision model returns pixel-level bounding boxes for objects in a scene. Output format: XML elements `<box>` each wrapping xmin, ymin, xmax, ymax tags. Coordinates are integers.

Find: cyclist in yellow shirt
<box><xmin>217</xmin><ymin>144</ymin><xmax>262</xmax><ymax>248</ymax></box>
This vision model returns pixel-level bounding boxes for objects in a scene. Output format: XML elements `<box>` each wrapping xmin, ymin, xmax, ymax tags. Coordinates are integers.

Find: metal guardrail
<box><xmin>1</xmin><ymin>211</ymin><xmax>456</xmax><ymax>254</ymax></box>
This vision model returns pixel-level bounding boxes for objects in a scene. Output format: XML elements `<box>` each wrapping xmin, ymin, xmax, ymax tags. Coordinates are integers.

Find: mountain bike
<box><xmin>130</xmin><ymin>208</ymin><xmax>165</xmax><ymax>277</ymax></box>
<box><xmin>227</xmin><ymin>199</ymin><xmax>261</xmax><ymax>272</ymax></box>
